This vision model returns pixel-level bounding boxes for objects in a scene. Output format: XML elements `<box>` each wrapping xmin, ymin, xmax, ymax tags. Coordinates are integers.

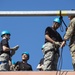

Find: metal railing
<box><xmin>0</xmin><ymin>10</ymin><xmax>75</xmax><ymax>16</ymax></box>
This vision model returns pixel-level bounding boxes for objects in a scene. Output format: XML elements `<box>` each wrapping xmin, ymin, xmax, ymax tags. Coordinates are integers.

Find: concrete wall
<box><xmin>0</xmin><ymin>71</ymin><xmax>75</xmax><ymax>75</ymax></box>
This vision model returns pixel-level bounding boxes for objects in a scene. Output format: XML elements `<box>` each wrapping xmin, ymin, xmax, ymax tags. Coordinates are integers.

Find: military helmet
<box><xmin>53</xmin><ymin>17</ymin><xmax>61</xmax><ymax>24</ymax></box>
<box><xmin>22</xmin><ymin>52</ymin><xmax>29</xmax><ymax>60</ymax></box>
<box><xmin>12</xmin><ymin>60</ymin><xmax>16</xmax><ymax>65</ymax></box>
<box><xmin>1</xmin><ymin>30</ymin><xmax>11</xmax><ymax>37</ymax></box>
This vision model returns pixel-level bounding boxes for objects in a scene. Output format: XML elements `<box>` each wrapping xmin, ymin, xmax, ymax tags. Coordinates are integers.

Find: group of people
<box><xmin>37</xmin><ymin>11</ymin><xmax>75</xmax><ymax>71</ymax></box>
<box><xmin>0</xmin><ymin>9</ymin><xmax>75</xmax><ymax>71</ymax></box>
<box><xmin>0</xmin><ymin>30</ymin><xmax>32</xmax><ymax>71</ymax></box>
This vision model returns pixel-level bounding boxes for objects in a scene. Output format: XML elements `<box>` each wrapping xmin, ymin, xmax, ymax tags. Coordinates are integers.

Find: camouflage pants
<box><xmin>42</xmin><ymin>42</ymin><xmax>59</xmax><ymax>71</ymax></box>
<box><xmin>70</xmin><ymin>44</ymin><xmax>75</xmax><ymax>71</ymax></box>
<box><xmin>0</xmin><ymin>53</ymin><xmax>9</xmax><ymax>71</ymax></box>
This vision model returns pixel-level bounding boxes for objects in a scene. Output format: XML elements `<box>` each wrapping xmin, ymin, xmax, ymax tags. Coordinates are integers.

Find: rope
<box><xmin>56</xmin><ymin>48</ymin><xmax>63</xmax><ymax>75</ymax></box>
<box><xmin>59</xmin><ymin>10</ymin><xmax>67</xmax><ymax>32</ymax></box>
<box><xmin>56</xmin><ymin>11</ymin><xmax>68</xmax><ymax>75</ymax></box>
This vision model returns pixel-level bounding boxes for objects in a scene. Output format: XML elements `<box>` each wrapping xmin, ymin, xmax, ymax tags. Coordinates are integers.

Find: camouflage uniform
<box><xmin>64</xmin><ymin>17</ymin><xmax>75</xmax><ymax>70</ymax></box>
<box><xmin>0</xmin><ymin>53</ymin><xmax>9</xmax><ymax>71</ymax></box>
<box><xmin>42</xmin><ymin>27</ymin><xmax>62</xmax><ymax>71</ymax></box>
<box><xmin>42</xmin><ymin>42</ymin><xmax>59</xmax><ymax>71</ymax></box>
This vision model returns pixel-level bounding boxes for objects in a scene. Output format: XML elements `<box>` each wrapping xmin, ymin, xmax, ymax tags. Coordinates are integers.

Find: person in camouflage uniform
<box><xmin>42</xmin><ymin>17</ymin><xmax>63</xmax><ymax>71</ymax></box>
<box><xmin>0</xmin><ymin>30</ymin><xmax>19</xmax><ymax>71</ymax></box>
<box><xmin>60</xmin><ymin>10</ymin><xmax>75</xmax><ymax>70</ymax></box>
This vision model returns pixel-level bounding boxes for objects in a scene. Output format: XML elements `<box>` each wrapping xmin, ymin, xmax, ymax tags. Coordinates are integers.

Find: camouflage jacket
<box><xmin>64</xmin><ymin>17</ymin><xmax>75</xmax><ymax>45</ymax></box>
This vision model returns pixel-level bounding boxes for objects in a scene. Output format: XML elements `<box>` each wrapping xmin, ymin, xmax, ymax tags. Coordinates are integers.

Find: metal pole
<box><xmin>0</xmin><ymin>10</ymin><xmax>75</xmax><ymax>16</ymax></box>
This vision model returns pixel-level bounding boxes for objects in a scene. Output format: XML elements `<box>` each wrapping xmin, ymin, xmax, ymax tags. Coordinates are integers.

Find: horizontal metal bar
<box><xmin>0</xmin><ymin>10</ymin><xmax>75</xmax><ymax>16</ymax></box>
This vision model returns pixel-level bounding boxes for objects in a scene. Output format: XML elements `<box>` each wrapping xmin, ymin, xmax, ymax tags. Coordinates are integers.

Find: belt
<box><xmin>0</xmin><ymin>61</ymin><xmax>8</xmax><ymax>64</ymax></box>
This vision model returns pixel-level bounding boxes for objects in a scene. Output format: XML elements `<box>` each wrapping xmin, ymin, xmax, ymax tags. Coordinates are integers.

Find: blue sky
<box><xmin>0</xmin><ymin>0</ymin><xmax>75</xmax><ymax>71</ymax></box>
